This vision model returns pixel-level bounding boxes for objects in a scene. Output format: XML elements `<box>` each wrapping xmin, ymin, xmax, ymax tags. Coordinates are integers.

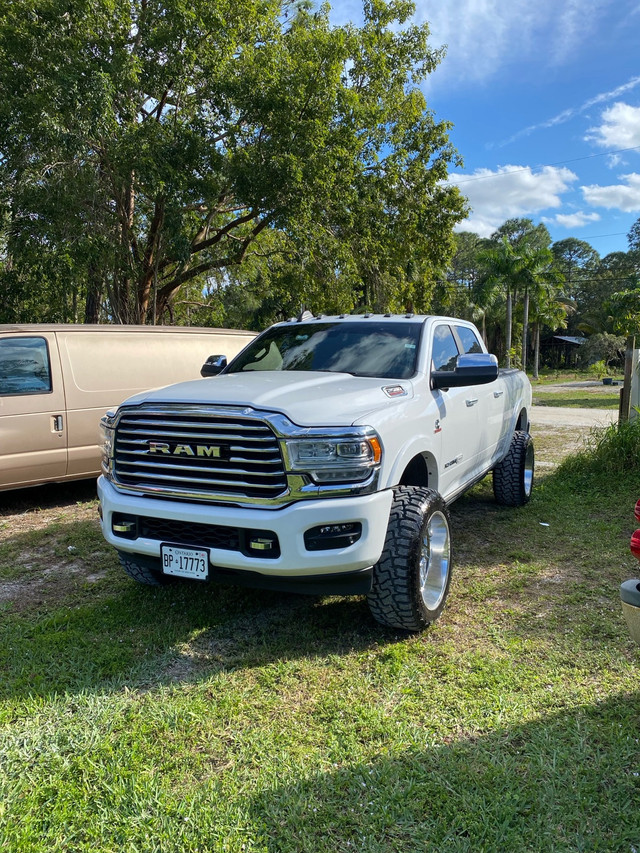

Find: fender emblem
<box><xmin>382</xmin><ymin>385</ymin><xmax>407</xmax><ymax>398</ymax></box>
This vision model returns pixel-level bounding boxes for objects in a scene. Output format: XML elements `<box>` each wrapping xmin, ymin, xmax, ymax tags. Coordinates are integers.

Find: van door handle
<box><xmin>493</xmin><ymin>390</ymin><xmax>504</xmax><ymax>398</ymax></box>
<box><xmin>465</xmin><ymin>398</ymin><xmax>478</xmax><ymax>407</ymax></box>
<box><xmin>52</xmin><ymin>415</ymin><xmax>64</xmax><ymax>432</ymax></box>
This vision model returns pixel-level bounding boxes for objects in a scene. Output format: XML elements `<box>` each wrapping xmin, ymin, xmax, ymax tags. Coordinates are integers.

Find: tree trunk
<box><xmin>137</xmin><ymin>197</ymin><xmax>165</xmax><ymax>324</ymax></box>
<box><xmin>112</xmin><ymin>175</ymin><xmax>136</xmax><ymax>324</ymax></box>
<box><xmin>84</xmin><ymin>261</ymin><xmax>102</xmax><ymax>323</ymax></box>
<box><xmin>532</xmin><ymin>322</ymin><xmax>540</xmax><ymax>380</ymax></box>
<box><xmin>521</xmin><ymin>287</ymin><xmax>529</xmax><ymax>372</ymax></box>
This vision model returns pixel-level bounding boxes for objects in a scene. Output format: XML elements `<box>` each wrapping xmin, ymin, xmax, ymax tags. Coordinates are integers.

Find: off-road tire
<box><xmin>117</xmin><ymin>550</ymin><xmax>170</xmax><ymax>586</ymax></box>
<box><xmin>367</xmin><ymin>486</ymin><xmax>452</xmax><ymax>632</ymax></box>
<box><xmin>493</xmin><ymin>430</ymin><xmax>534</xmax><ymax>507</ymax></box>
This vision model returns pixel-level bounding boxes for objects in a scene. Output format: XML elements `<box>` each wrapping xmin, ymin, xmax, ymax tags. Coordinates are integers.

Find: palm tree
<box><xmin>517</xmin><ymin>242</ymin><xmax>564</xmax><ymax>372</ymax></box>
<box><xmin>530</xmin><ymin>292</ymin><xmax>570</xmax><ymax>380</ymax></box>
<box><xmin>476</xmin><ymin>238</ymin><xmax>523</xmax><ymax>367</ymax></box>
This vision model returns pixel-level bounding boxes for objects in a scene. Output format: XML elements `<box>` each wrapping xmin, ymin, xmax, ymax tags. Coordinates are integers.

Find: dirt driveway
<box><xmin>530</xmin><ymin>405</ymin><xmax>616</xmax><ymax>428</ymax></box>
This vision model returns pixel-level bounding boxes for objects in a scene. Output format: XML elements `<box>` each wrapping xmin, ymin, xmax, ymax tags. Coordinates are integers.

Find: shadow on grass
<box><xmin>248</xmin><ymin>691</ymin><xmax>640</xmax><ymax>852</ymax></box>
<box><xmin>0</xmin><ymin>511</ymin><xmax>391</xmax><ymax>702</ymax></box>
<box><xmin>0</xmin><ymin>478</ymin><xmax>99</xmax><ymax>516</ymax></box>
<box><xmin>1</xmin><ymin>468</ymin><xmax>637</xmax><ymax>704</ymax></box>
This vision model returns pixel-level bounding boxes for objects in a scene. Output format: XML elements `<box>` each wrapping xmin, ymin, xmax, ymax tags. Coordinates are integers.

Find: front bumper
<box><xmin>98</xmin><ymin>476</ymin><xmax>393</xmax><ymax>580</ymax></box>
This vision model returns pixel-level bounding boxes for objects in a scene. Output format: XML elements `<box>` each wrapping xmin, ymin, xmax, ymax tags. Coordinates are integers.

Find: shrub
<box><xmin>559</xmin><ymin>417</ymin><xmax>640</xmax><ymax>478</ymax></box>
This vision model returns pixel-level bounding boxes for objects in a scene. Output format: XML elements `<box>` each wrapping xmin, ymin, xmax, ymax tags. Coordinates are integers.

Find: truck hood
<box><xmin>120</xmin><ymin>371</ymin><xmax>414</xmax><ymax>426</ymax></box>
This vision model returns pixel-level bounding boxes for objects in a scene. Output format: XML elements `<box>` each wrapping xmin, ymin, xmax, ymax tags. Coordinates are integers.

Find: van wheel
<box><xmin>117</xmin><ymin>551</ymin><xmax>169</xmax><ymax>586</ymax></box>
<box><xmin>493</xmin><ymin>430</ymin><xmax>534</xmax><ymax>507</ymax></box>
<box><xmin>367</xmin><ymin>486</ymin><xmax>452</xmax><ymax>632</ymax></box>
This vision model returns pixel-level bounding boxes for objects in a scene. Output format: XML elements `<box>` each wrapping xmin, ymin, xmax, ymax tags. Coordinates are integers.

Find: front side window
<box><xmin>432</xmin><ymin>325</ymin><xmax>460</xmax><ymax>372</ymax></box>
<box><xmin>227</xmin><ymin>322</ymin><xmax>423</xmax><ymax>380</ymax></box>
<box><xmin>0</xmin><ymin>337</ymin><xmax>53</xmax><ymax>395</ymax></box>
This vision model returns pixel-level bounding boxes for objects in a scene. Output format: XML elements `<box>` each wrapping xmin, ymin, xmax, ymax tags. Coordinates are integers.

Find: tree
<box><xmin>434</xmin><ymin>231</ymin><xmax>483</xmax><ymax>325</ymax></box>
<box><xmin>476</xmin><ymin>238</ymin><xmax>519</xmax><ymax>366</ymax></box>
<box><xmin>0</xmin><ymin>0</ymin><xmax>465</xmax><ymax>324</ymax></box>
<box><xmin>491</xmin><ymin>218</ymin><xmax>551</xmax><ymax>252</ymax></box>
<box><xmin>628</xmin><ymin>217</ymin><xmax>640</xmax><ymax>254</ymax></box>
<box><xmin>579</xmin><ymin>333</ymin><xmax>626</xmax><ymax>370</ymax></box>
<box><xmin>551</xmin><ymin>238</ymin><xmax>599</xmax><ymax>303</ymax></box>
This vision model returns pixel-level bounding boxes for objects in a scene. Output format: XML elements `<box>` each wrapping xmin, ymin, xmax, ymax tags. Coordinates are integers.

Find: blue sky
<box><xmin>329</xmin><ymin>0</ymin><xmax>640</xmax><ymax>258</ymax></box>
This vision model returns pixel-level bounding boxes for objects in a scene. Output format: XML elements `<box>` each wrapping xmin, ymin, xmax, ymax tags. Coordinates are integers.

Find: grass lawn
<box><xmin>1</xmin><ymin>425</ymin><xmax>639</xmax><ymax>852</ymax></box>
<box><xmin>531</xmin><ymin>370</ymin><xmax>625</xmax><ymax>386</ymax></box>
<box><xmin>532</xmin><ymin>389</ymin><xmax>621</xmax><ymax>409</ymax></box>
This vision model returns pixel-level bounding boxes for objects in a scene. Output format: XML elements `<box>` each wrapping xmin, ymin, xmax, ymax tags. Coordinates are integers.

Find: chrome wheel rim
<box><xmin>524</xmin><ymin>441</ymin><xmax>534</xmax><ymax>496</ymax></box>
<box><xmin>419</xmin><ymin>510</ymin><xmax>451</xmax><ymax>611</ymax></box>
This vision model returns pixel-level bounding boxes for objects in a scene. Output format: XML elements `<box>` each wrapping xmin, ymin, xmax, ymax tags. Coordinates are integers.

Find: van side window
<box><xmin>455</xmin><ymin>325</ymin><xmax>484</xmax><ymax>354</ymax></box>
<box><xmin>432</xmin><ymin>325</ymin><xmax>460</xmax><ymax>372</ymax></box>
<box><xmin>0</xmin><ymin>337</ymin><xmax>53</xmax><ymax>395</ymax></box>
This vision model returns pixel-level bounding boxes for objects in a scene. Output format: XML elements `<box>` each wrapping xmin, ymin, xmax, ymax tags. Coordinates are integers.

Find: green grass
<box><xmin>1</xmin><ymin>430</ymin><xmax>639</xmax><ymax>852</ymax></box>
<box><xmin>533</xmin><ymin>389</ymin><xmax>620</xmax><ymax>409</ymax></box>
<box><xmin>531</xmin><ymin>369</ymin><xmax>624</xmax><ymax>385</ymax></box>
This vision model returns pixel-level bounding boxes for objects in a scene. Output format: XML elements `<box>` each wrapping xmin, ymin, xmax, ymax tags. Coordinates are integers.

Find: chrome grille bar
<box><xmin>112</xmin><ymin>406</ymin><xmax>288</xmax><ymax>500</ymax></box>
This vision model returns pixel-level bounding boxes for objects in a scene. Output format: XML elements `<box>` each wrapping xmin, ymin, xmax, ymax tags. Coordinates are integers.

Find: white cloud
<box><xmin>449</xmin><ymin>165</ymin><xmax>577</xmax><ymax>236</ymax></box>
<box><xmin>607</xmin><ymin>153</ymin><xmax>626</xmax><ymax>168</ymax></box>
<box><xmin>412</xmin><ymin>0</ymin><xmax>612</xmax><ymax>89</ymax></box>
<box><xmin>543</xmin><ymin>211</ymin><xmax>601</xmax><ymax>228</ymax></box>
<box><xmin>499</xmin><ymin>77</ymin><xmax>640</xmax><ymax>147</ymax></box>
<box><xmin>581</xmin><ymin>173</ymin><xmax>640</xmax><ymax>211</ymax></box>
<box><xmin>586</xmin><ymin>102</ymin><xmax>640</xmax><ymax>149</ymax></box>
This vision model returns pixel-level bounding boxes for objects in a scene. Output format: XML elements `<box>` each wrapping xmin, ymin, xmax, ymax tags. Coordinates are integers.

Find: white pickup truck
<box><xmin>98</xmin><ymin>314</ymin><xmax>533</xmax><ymax>631</ymax></box>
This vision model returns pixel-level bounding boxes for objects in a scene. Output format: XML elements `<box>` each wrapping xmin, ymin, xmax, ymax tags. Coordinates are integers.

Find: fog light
<box><xmin>112</xmin><ymin>514</ymin><xmax>138</xmax><ymax>539</ymax></box>
<box><xmin>304</xmin><ymin>522</ymin><xmax>362</xmax><ymax>551</ymax></box>
<box><xmin>241</xmin><ymin>529</ymin><xmax>280</xmax><ymax>559</ymax></box>
<box><xmin>249</xmin><ymin>537</ymin><xmax>276</xmax><ymax>551</ymax></box>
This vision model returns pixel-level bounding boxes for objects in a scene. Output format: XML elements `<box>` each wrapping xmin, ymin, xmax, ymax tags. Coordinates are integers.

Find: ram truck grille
<box><xmin>112</xmin><ymin>408</ymin><xmax>287</xmax><ymax>500</ymax></box>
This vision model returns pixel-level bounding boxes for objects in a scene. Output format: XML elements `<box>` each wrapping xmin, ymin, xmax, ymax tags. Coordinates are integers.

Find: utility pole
<box><xmin>619</xmin><ymin>335</ymin><xmax>636</xmax><ymax>422</ymax></box>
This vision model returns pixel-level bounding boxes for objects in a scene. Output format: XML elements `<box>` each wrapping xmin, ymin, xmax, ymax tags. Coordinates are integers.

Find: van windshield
<box><xmin>226</xmin><ymin>321</ymin><xmax>422</xmax><ymax>380</ymax></box>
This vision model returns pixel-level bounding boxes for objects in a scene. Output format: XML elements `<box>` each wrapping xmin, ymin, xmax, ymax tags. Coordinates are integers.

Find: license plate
<box><xmin>161</xmin><ymin>544</ymin><xmax>209</xmax><ymax>580</ymax></box>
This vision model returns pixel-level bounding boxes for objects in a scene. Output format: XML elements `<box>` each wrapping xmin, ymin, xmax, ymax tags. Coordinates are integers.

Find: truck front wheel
<box><xmin>367</xmin><ymin>486</ymin><xmax>452</xmax><ymax>632</ymax></box>
<box><xmin>493</xmin><ymin>430</ymin><xmax>534</xmax><ymax>507</ymax></box>
<box><xmin>117</xmin><ymin>551</ymin><xmax>170</xmax><ymax>586</ymax></box>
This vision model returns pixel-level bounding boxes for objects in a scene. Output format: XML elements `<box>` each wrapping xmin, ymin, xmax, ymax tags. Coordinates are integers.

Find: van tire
<box><xmin>493</xmin><ymin>430</ymin><xmax>534</xmax><ymax>507</ymax></box>
<box><xmin>117</xmin><ymin>551</ymin><xmax>169</xmax><ymax>586</ymax></box>
<box><xmin>367</xmin><ymin>486</ymin><xmax>452</xmax><ymax>632</ymax></box>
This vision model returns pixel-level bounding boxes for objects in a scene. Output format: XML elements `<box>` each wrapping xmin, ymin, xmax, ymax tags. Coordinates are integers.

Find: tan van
<box><xmin>0</xmin><ymin>324</ymin><xmax>255</xmax><ymax>491</ymax></box>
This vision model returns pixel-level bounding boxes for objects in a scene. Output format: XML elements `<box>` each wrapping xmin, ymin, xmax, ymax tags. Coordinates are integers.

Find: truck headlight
<box><xmin>285</xmin><ymin>432</ymin><xmax>382</xmax><ymax>484</ymax></box>
<box><xmin>99</xmin><ymin>410</ymin><xmax>117</xmax><ymax>473</ymax></box>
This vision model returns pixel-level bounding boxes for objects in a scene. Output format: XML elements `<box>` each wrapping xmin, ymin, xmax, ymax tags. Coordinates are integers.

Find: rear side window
<box><xmin>455</xmin><ymin>325</ymin><xmax>484</xmax><ymax>354</ymax></box>
<box><xmin>0</xmin><ymin>337</ymin><xmax>53</xmax><ymax>395</ymax></box>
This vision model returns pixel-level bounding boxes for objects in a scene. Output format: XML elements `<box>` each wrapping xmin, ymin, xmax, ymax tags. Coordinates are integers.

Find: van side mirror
<box><xmin>201</xmin><ymin>355</ymin><xmax>227</xmax><ymax>377</ymax></box>
<box><xmin>431</xmin><ymin>353</ymin><xmax>499</xmax><ymax>390</ymax></box>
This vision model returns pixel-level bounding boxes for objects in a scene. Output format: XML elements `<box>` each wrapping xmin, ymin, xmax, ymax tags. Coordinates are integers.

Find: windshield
<box><xmin>227</xmin><ymin>321</ymin><xmax>422</xmax><ymax>380</ymax></box>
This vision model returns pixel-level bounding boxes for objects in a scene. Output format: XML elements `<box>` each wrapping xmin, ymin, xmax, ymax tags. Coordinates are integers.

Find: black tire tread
<box><xmin>493</xmin><ymin>430</ymin><xmax>534</xmax><ymax>507</ymax></box>
<box><xmin>117</xmin><ymin>551</ymin><xmax>168</xmax><ymax>586</ymax></box>
<box><xmin>367</xmin><ymin>486</ymin><xmax>451</xmax><ymax>632</ymax></box>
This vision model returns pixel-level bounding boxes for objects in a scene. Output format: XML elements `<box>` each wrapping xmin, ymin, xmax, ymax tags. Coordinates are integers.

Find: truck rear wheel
<box><xmin>493</xmin><ymin>430</ymin><xmax>534</xmax><ymax>507</ymax></box>
<box><xmin>367</xmin><ymin>486</ymin><xmax>452</xmax><ymax>632</ymax></box>
<box><xmin>117</xmin><ymin>551</ymin><xmax>170</xmax><ymax>586</ymax></box>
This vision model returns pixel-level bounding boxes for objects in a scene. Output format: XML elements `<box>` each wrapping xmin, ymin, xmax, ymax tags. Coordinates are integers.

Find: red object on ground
<box><xmin>631</xmin><ymin>529</ymin><xmax>640</xmax><ymax>561</ymax></box>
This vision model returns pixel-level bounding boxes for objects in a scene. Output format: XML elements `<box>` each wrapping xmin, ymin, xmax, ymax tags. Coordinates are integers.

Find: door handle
<box><xmin>52</xmin><ymin>415</ymin><xmax>64</xmax><ymax>431</ymax></box>
<box><xmin>465</xmin><ymin>398</ymin><xmax>478</xmax><ymax>407</ymax></box>
<box><xmin>493</xmin><ymin>390</ymin><xmax>504</xmax><ymax>398</ymax></box>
